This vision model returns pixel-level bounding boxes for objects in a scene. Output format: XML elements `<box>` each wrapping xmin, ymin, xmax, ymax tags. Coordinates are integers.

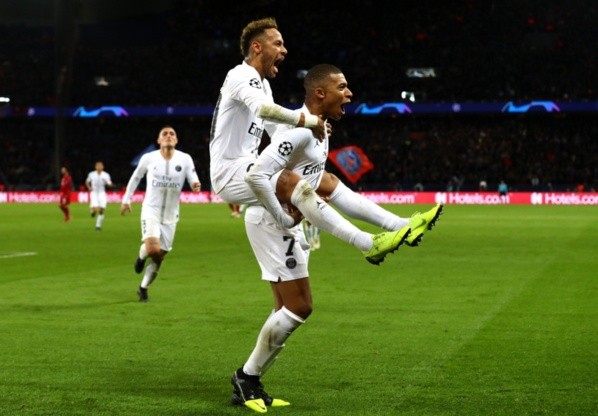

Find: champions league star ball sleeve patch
<box><xmin>278</xmin><ymin>141</ymin><xmax>293</xmax><ymax>156</ymax></box>
<box><xmin>249</xmin><ymin>78</ymin><xmax>262</xmax><ymax>89</ymax></box>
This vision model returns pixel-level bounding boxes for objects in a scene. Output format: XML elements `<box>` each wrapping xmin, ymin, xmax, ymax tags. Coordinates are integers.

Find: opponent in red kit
<box><xmin>59</xmin><ymin>166</ymin><xmax>72</xmax><ymax>222</ymax></box>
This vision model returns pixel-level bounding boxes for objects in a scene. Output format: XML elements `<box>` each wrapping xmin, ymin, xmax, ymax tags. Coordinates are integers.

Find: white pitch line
<box><xmin>0</xmin><ymin>252</ymin><xmax>37</xmax><ymax>259</ymax></box>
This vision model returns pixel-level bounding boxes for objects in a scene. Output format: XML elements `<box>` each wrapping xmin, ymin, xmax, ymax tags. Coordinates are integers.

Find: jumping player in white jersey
<box><xmin>85</xmin><ymin>161</ymin><xmax>113</xmax><ymax>230</ymax></box>
<box><xmin>210</xmin><ymin>17</ymin><xmax>407</xmax><ymax>270</ymax></box>
<box><xmin>230</xmin><ymin>64</ymin><xmax>443</xmax><ymax>412</ymax></box>
<box><xmin>120</xmin><ymin>126</ymin><xmax>201</xmax><ymax>302</ymax></box>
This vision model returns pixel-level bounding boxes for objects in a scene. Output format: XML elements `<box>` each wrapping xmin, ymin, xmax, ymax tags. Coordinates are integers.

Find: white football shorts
<box><xmin>140</xmin><ymin>217</ymin><xmax>176</xmax><ymax>252</ymax></box>
<box><xmin>217</xmin><ymin>161</ymin><xmax>283</xmax><ymax>206</ymax></box>
<box><xmin>245</xmin><ymin>206</ymin><xmax>309</xmax><ymax>282</ymax></box>
<box><xmin>89</xmin><ymin>191</ymin><xmax>107</xmax><ymax>209</ymax></box>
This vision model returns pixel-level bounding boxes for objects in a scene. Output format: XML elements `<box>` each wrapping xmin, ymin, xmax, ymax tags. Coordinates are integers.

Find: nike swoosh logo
<box><xmin>245</xmin><ymin>399</ymin><xmax>267</xmax><ymax>412</ymax></box>
<box><xmin>413</xmin><ymin>218</ymin><xmax>426</xmax><ymax>228</ymax></box>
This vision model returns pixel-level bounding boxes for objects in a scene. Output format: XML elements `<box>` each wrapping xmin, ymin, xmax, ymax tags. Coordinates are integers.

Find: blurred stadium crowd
<box><xmin>0</xmin><ymin>0</ymin><xmax>596</xmax><ymax>192</ymax></box>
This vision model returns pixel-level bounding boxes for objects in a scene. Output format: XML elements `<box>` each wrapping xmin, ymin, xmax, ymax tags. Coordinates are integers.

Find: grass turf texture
<box><xmin>0</xmin><ymin>203</ymin><xmax>596</xmax><ymax>416</ymax></box>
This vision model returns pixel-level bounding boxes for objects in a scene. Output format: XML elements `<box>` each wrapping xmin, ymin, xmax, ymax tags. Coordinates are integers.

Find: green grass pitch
<box><xmin>0</xmin><ymin>203</ymin><xmax>596</xmax><ymax>415</ymax></box>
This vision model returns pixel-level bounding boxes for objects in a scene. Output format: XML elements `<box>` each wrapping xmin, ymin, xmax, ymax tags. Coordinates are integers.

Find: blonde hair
<box><xmin>239</xmin><ymin>17</ymin><xmax>278</xmax><ymax>57</ymax></box>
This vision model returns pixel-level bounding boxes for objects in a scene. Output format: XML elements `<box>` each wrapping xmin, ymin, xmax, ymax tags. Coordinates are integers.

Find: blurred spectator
<box><xmin>0</xmin><ymin>115</ymin><xmax>595</xmax><ymax>192</ymax></box>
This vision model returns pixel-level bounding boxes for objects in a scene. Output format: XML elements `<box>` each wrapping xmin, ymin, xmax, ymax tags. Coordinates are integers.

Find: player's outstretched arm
<box><xmin>257</xmin><ymin>102</ymin><xmax>325</xmax><ymax>139</ymax></box>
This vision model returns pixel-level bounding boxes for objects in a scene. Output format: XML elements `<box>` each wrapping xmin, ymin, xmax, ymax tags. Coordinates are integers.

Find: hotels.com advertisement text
<box><xmin>1</xmin><ymin>191</ymin><xmax>597</xmax><ymax>205</ymax></box>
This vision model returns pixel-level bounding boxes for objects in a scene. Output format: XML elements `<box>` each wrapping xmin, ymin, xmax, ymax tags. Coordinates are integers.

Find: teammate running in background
<box><xmin>86</xmin><ymin>161</ymin><xmax>113</xmax><ymax>230</ymax></box>
<box><xmin>120</xmin><ymin>126</ymin><xmax>201</xmax><ymax>302</ymax></box>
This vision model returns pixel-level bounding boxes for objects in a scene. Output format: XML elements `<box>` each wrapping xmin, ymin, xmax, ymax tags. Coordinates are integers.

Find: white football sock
<box><xmin>138</xmin><ymin>244</ymin><xmax>148</xmax><ymax>260</ymax></box>
<box><xmin>141</xmin><ymin>260</ymin><xmax>160</xmax><ymax>288</ymax></box>
<box><xmin>96</xmin><ymin>214</ymin><xmax>104</xmax><ymax>228</ymax></box>
<box><xmin>290</xmin><ymin>180</ymin><xmax>372</xmax><ymax>251</ymax></box>
<box><xmin>244</xmin><ymin>307</ymin><xmax>304</xmax><ymax>377</ymax></box>
<box><xmin>329</xmin><ymin>182</ymin><xmax>408</xmax><ymax>231</ymax></box>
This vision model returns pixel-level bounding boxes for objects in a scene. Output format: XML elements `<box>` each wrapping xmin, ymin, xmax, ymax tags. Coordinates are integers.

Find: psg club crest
<box><xmin>175</xmin><ymin>165</ymin><xmax>182</xmax><ymax>172</ymax></box>
<box><xmin>328</xmin><ymin>145</ymin><xmax>374</xmax><ymax>184</ymax></box>
<box><xmin>286</xmin><ymin>258</ymin><xmax>297</xmax><ymax>269</ymax></box>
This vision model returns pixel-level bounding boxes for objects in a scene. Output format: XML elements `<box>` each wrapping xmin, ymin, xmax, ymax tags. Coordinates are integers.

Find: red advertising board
<box><xmin>1</xmin><ymin>191</ymin><xmax>597</xmax><ymax>205</ymax></box>
<box><xmin>357</xmin><ymin>192</ymin><xmax>598</xmax><ymax>205</ymax></box>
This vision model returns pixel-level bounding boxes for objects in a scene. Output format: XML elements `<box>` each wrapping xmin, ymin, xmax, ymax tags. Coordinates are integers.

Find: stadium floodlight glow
<box><xmin>0</xmin><ymin>96</ymin><xmax>9</xmax><ymax>103</ymax></box>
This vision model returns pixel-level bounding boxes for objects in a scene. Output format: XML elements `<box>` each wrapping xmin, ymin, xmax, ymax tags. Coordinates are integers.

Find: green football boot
<box><xmin>364</xmin><ymin>226</ymin><xmax>411</xmax><ymax>265</ymax></box>
<box><xmin>405</xmin><ymin>204</ymin><xmax>444</xmax><ymax>247</ymax></box>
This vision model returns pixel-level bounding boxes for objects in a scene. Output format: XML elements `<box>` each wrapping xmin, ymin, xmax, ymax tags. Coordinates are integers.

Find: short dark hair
<box><xmin>239</xmin><ymin>17</ymin><xmax>278</xmax><ymax>57</ymax></box>
<box><xmin>304</xmin><ymin>64</ymin><xmax>343</xmax><ymax>90</ymax></box>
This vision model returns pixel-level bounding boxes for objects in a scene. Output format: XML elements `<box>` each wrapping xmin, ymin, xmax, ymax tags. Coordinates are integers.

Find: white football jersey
<box><xmin>209</xmin><ymin>61</ymin><xmax>274</xmax><ymax>193</ymax></box>
<box><xmin>245</xmin><ymin>105</ymin><xmax>329</xmax><ymax>224</ymax></box>
<box><xmin>86</xmin><ymin>170</ymin><xmax>112</xmax><ymax>193</ymax></box>
<box><xmin>122</xmin><ymin>150</ymin><xmax>199</xmax><ymax>224</ymax></box>
<box><xmin>258</xmin><ymin>105</ymin><xmax>328</xmax><ymax>190</ymax></box>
